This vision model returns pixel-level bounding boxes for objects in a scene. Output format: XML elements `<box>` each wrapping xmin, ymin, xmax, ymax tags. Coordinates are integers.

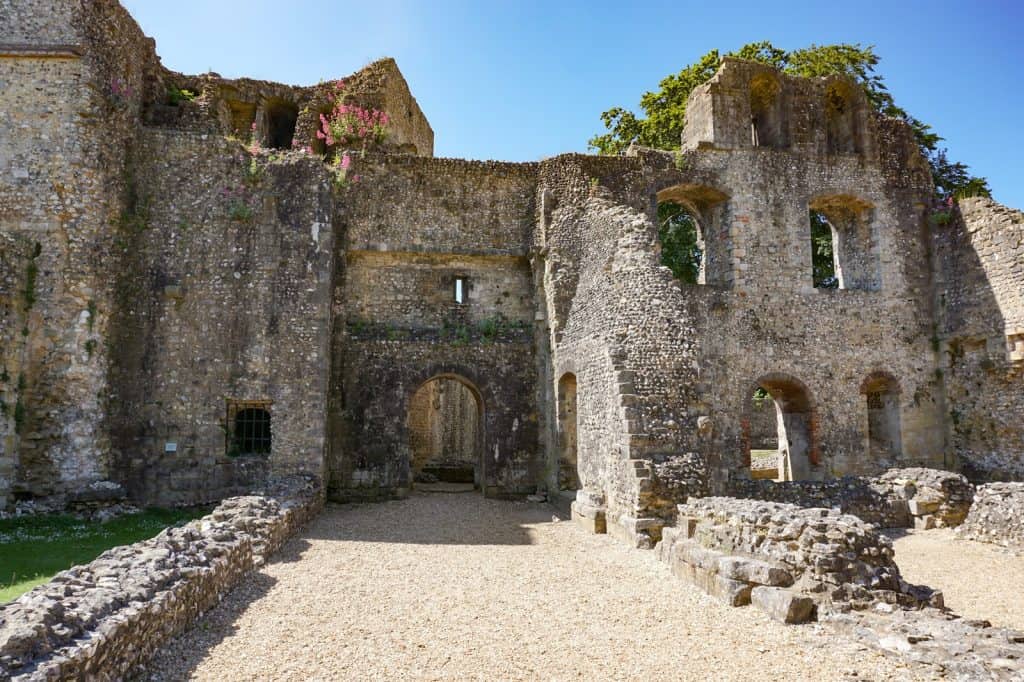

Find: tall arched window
<box><xmin>657</xmin><ymin>201</ymin><xmax>704</xmax><ymax>285</ymax></box>
<box><xmin>809</xmin><ymin>195</ymin><xmax>880</xmax><ymax>291</ymax></box>
<box><xmin>862</xmin><ymin>373</ymin><xmax>902</xmax><ymax>461</ymax></box>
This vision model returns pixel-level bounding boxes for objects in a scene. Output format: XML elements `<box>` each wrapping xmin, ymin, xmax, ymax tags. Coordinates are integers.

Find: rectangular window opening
<box><xmin>454</xmin><ymin>276</ymin><xmax>467</xmax><ymax>304</ymax></box>
<box><xmin>225</xmin><ymin>398</ymin><xmax>273</xmax><ymax>457</ymax></box>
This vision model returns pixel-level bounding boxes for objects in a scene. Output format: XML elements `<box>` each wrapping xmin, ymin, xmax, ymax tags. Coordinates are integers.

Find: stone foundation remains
<box><xmin>0</xmin><ymin>476</ymin><xmax>321</xmax><ymax>681</ymax></box>
<box><xmin>956</xmin><ymin>482</ymin><xmax>1024</xmax><ymax>550</ymax></box>
<box><xmin>727</xmin><ymin>467</ymin><xmax>974</xmax><ymax>529</ymax></box>
<box><xmin>656</xmin><ymin>497</ymin><xmax>941</xmax><ymax>624</ymax></box>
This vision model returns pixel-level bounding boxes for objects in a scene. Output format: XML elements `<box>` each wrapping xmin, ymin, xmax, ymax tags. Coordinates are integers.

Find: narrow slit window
<box><xmin>454</xmin><ymin>276</ymin><xmax>467</xmax><ymax>304</ymax></box>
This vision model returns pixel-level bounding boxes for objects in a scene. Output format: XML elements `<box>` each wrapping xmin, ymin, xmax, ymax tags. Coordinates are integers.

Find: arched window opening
<box><xmin>263</xmin><ymin>99</ymin><xmax>298</xmax><ymax>150</ymax></box>
<box><xmin>228</xmin><ymin>403</ymin><xmax>272</xmax><ymax>456</ymax></box>
<box><xmin>810</xmin><ymin>210</ymin><xmax>839</xmax><ymax>289</ymax></box>
<box><xmin>825</xmin><ymin>82</ymin><xmax>859</xmax><ymax>154</ymax></box>
<box><xmin>862</xmin><ymin>374</ymin><xmax>902</xmax><ymax>461</ymax></box>
<box><xmin>746</xmin><ymin>375</ymin><xmax>815</xmax><ymax>481</ymax></box>
<box><xmin>557</xmin><ymin>373</ymin><xmax>579</xmax><ymax>491</ymax></box>
<box><xmin>657</xmin><ymin>201</ymin><xmax>704</xmax><ymax>285</ymax></box>
<box><xmin>749</xmin><ymin>73</ymin><xmax>786</xmax><ymax>148</ymax></box>
<box><xmin>809</xmin><ymin>195</ymin><xmax>879</xmax><ymax>291</ymax></box>
<box><xmin>408</xmin><ymin>376</ymin><xmax>482</xmax><ymax>489</ymax></box>
<box><xmin>748</xmin><ymin>387</ymin><xmax>779</xmax><ymax>480</ymax></box>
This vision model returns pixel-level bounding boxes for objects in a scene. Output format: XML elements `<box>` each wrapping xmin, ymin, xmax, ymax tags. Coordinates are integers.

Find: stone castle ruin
<box><xmin>2</xmin><ymin>0</ymin><xmax>1022</xmax><ymax>531</ymax></box>
<box><xmin>3</xmin><ymin>1</ymin><xmax>1024</xmax><ymax>678</ymax></box>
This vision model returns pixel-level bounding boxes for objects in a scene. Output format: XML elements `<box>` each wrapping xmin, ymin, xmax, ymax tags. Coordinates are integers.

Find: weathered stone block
<box><xmin>750</xmin><ymin>586</ymin><xmax>816</xmax><ymax>624</ymax></box>
<box><xmin>717</xmin><ymin>556</ymin><xmax>793</xmax><ymax>587</ymax></box>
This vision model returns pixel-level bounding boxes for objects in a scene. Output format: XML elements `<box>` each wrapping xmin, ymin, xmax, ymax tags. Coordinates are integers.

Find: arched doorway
<box><xmin>557</xmin><ymin>372</ymin><xmax>579</xmax><ymax>491</ymax></box>
<box><xmin>746</xmin><ymin>374</ymin><xmax>815</xmax><ymax>481</ymax></box>
<box><xmin>408</xmin><ymin>375</ymin><xmax>483</xmax><ymax>489</ymax></box>
<box><xmin>862</xmin><ymin>372</ymin><xmax>902</xmax><ymax>462</ymax></box>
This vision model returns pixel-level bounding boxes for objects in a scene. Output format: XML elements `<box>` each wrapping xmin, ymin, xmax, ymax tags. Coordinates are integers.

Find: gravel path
<box><xmin>141</xmin><ymin>494</ymin><xmax>926</xmax><ymax>681</ymax></box>
<box><xmin>890</xmin><ymin>528</ymin><xmax>1024</xmax><ymax>631</ymax></box>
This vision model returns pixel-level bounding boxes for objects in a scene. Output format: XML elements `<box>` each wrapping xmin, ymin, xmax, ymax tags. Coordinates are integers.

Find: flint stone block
<box><xmin>751</xmin><ymin>586</ymin><xmax>816</xmax><ymax>624</ymax></box>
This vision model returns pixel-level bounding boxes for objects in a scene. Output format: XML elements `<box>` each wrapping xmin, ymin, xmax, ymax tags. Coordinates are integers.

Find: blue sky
<box><xmin>123</xmin><ymin>0</ymin><xmax>1024</xmax><ymax>207</ymax></box>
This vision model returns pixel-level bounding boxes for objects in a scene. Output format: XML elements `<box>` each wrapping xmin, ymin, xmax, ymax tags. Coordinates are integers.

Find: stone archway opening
<box><xmin>556</xmin><ymin>372</ymin><xmax>579</xmax><ymax>492</ymax></box>
<box><xmin>862</xmin><ymin>372</ymin><xmax>902</xmax><ymax>463</ymax></box>
<box><xmin>408</xmin><ymin>375</ymin><xmax>483</xmax><ymax>490</ymax></box>
<box><xmin>747</xmin><ymin>374</ymin><xmax>816</xmax><ymax>481</ymax></box>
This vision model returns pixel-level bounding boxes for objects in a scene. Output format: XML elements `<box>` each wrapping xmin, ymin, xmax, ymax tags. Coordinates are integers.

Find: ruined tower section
<box><xmin>553</xmin><ymin>60</ymin><xmax>946</xmax><ymax>547</ymax></box>
<box><xmin>933</xmin><ymin>197</ymin><xmax>1024</xmax><ymax>481</ymax></box>
<box><xmin>0</xmin><ymin>0</ymin><xmax>156</xmax><ymax>507</ymax></box>
<box><xmin>327</xmin><ymin>155</ymin><xmax>540</xmax><ymax>500</ymax></box>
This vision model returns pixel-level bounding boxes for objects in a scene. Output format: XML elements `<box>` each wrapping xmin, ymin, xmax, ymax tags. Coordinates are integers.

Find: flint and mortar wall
<box><xmin>658</xmin><ymin>497</ymin><xmax>940</xmax><ymax>621</ymax></box>
<box><xmin>0</xmin><ymin>0</ymin><xmax>158</xmax><ymax>503</ymax></box>
<box><xmin>554</xmin><ymin>63</ymin><xmax>946</xmax><ymax>546</ymax></box>
<box><xmin>327</xmin><ymin>156</ymin><xmax>540</xmax><ymax>500</ymax></box>
<box><xmin>106</xmin><ymin>133</ymin><xmax>335</xmax><ymax>506</ymax></box>
<box><xmin>0</xmin><ymin>476</ymin><xmax>322</xmax><ymax>681</ymax></box>
<box><xmin>956</xmin><ymin>482</ymin><xmax>1024</xmax><ymax>549</ymax></box>
<box><xmin>933</xmin><ymin>197</ymin><xmax>1024</xmax><ymax>481</ymax></box>
<box><xmin>728</xmin><ymin>467</ymin><xmax>973</xmax><ymax>528</ymax></box>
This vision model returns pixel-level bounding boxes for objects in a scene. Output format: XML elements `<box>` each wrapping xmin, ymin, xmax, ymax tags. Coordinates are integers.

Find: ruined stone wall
<box><xmin>0</xmin><ymin>476</ymin><xmax>321</xmax><ymax>681</ymax></box>
<box><xmin>728</xmin><ymin>467</ymin><xmax>973</xmax><ymax>529</ymax></box>
<box><xmin>105</xmin><ymin>133</ymin><xmax>335</xmax><ymax>506</ymax></box>
<box><xmin>327</xmin><ymin>155</ymin><xmax>540</xmax><ymax>500</ymax></box>
<box><xmin>657</xmin><ymin>497</ymin><xmax>940</xmax><ymax>621</ymax></box>
<box><xmin>0</xmin><ymin>0</ymin><xmax>160</xmax><ymax>506</ymax></box>
<box><xmin>933</xmin><ymin>197</ymin><xmax>1024</xmax><ymax>481</ymax></box>
<box><xmin>555</xmin><ymin>62</ymin><xmax>945</xmax><ymax>547</ymax></box>
<box><xmin>142</xmin><ymin>57</ymin><xmax>433</xmax><ymax>159</ymax></box>
<box><xmin>538</xmin><ymin>154</ymin><xmax>691</xmax><ymax>544</ymax></box>
<box><xmin>956</xmin><ymin>482</ymin><xmax>1024</xmax><ymax>549</ymax></box>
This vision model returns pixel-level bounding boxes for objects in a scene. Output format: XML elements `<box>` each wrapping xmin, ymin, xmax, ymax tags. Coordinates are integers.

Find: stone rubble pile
<box><xmin>873</xmin><ymin>467</ymin><xmax>974</xmax><ymax>528</ymax></box>
<box><xmin>0</xmin><ymin>476</ymin><xmax>321</xmax><ymax>681</ymax></box>
<box><xmin>728</xmin><ymin>467</ymin><xmax>973</xmax><ymax>529</ymax></box>
<box><xmin>956</xmin><ymin>482</ymin><xmax>1024</xmax><ymax>550</ymax></box>
<box><xmin>657</xmin><ymin>497</ymin><xmax>941</xmax><ymax>624</ymax></box>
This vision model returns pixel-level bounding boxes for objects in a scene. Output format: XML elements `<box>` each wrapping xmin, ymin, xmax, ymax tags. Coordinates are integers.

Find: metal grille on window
<box><xmin>226</xmin><ymin>400</ymin><xmax>272</xmax><ymax>456</ymax></box>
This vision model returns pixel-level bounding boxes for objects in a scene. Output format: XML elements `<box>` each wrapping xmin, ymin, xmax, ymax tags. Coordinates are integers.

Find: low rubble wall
<box><xmin>0</xmin><ymin>476</ymin><xmax>322</xmax><ymax>681</ymax></box>
<box><xmin>728</xmin><ymin>467</ymin><xmax>973</xmax><ymax>529</ymax></box>
<box><xmin>956</xmin><ymin>482</ymin><xmax>1024</xmax><ymax>550</ymax></box>
<box><xmin>657</xmin><ymin>497</ymin><xmax>941</xmax><ymax>624</ymax></box>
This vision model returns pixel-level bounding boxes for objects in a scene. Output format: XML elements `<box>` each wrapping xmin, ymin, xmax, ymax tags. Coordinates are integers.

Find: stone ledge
<box><xmin>0</xmin><ymin>44</ymin><xmax>84</xmax><ymax>59</ymax></box>
<box><xmin>0</xmin><ymin>476</ymin><xmax>323</xmax><ymax>680</ymax></box>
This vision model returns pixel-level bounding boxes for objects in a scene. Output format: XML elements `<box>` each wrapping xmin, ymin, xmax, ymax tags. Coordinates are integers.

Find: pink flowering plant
<box><xmin>316</xmin><ymin>80</ymin><xmax>390</xmax><ymax>151</ymax></box>
<box><xmin>109</xmin><ymin>77</ymin><xmax>134</xmax><ymax>108</ymax></box>
<box><xmin>331</xmin><ymin>152</ymin><xmax>362</xmax><ymax>189</ymax></box>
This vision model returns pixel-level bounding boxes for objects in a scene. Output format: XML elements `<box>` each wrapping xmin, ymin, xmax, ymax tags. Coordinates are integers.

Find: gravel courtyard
<box><xmin>140</xmin><ymin>493</ymin><xmax>926</xmax><ymax>681</ymax></box>
<box><xmin>890</xmin><ymin>527</ymin><xmax>1024</xmax><ymax>631</ymax></box>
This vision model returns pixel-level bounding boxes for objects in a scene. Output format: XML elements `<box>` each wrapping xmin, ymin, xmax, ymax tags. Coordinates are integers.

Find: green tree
<box><xmin>658</xmin><ymin>202</ymin><xmax>702</xmax><ymax>284</ymax></box>
<box><xmin>589</xmin><ymin>41</ymin><xmax>989</xmax><ymax>201</ymax></box>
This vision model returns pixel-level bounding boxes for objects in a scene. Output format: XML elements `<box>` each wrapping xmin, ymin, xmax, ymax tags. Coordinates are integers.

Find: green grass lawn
<box><xmin>0</xmin><ymin>507</ymin><xmax>208</xmax><ymax>604</ymax></box>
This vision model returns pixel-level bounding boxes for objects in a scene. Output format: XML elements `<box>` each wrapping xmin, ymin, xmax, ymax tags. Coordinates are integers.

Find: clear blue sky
<box><xmin>123</xmin><ymin>0</ymin><xmax>1024</xmax><ymax>208</ymax></box>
